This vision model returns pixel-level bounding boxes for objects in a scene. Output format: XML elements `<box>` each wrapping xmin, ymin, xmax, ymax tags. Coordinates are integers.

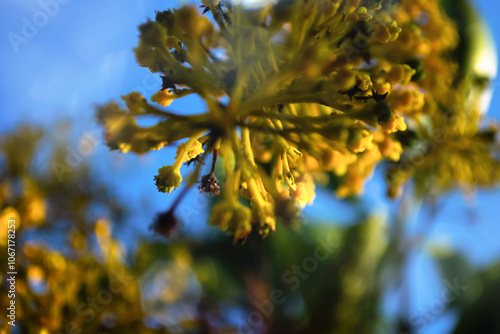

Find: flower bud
<box><xmin>381</xmin><ymin>115</ymin><xmax>407</xmax><ymax>134</ymax></box>
<box><xmin>175</xmin><ymin>140</ymin><xmax>204</xmax><ymax>162</ymax></box>
<box><xmin>348</xmin><ymin>129</ymin><xmax>374</xmax><ymax>153</ymax></box>
<box><xmin>154</xmin><ymin>165</ymin><xmax>182</xmax><ymax>194</ymax></box>
<box><xmin>290</xmin><ymin>181</ymin><xmax>315</xmax><ymax>207</ymax></box>
<box><xmin>121</xmin><ymin>92</ymin><xmax>144</xmax><ymax>113</ymax></box>
<box><xmin>152</xmin><ymin>89</ymin><xmax>175</xmax><ymax>107</ymax></box>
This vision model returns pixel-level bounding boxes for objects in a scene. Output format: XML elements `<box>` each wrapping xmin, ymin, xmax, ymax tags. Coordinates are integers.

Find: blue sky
<box><xmin>1</xmin><ymin>0</ymin><xmax>499</xmax><ymax>333</ymax></box>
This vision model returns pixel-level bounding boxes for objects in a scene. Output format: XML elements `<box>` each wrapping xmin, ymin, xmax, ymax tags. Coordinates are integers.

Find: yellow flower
<box><xmin>392</xmin><ymin>89</ymin><xmax>425</xmax><ymax>114</ymax></box>
<box><xmin>290</xmin><ymin>175</ymin><xmax>315</xmax><ymax>207</ymax></box>
<box><xmin>372</xmin><ymin>81</ymin><xmax>391</xmax><ymax>95</ymax></box>
<box><xmin>356</xmin><ymin>73</ymin><xmax>373</xmax><ymax>91</ymax></box>
<box><xmin>343</xmin><ymin>0</ymin><xmax>361</xmax><ymax>14</ymax></box>
<box><xmin>386</xmin><ymin>65</ymin><xmax>416</xmax><ymax>86</ymax></box>
<box><xmin>121</xmin><ymin>91</ymin><xmax>144</xmax><ymax>113</ymax></box>
<box><xmin>378</xmin><ymin>136</ymin><xmax>403</xmax><ymax>161</ymax></box>
<box><xmin>336</xmin><ymin>173</ymin><xmax>364</xmax><ymax>198</ymax></box>
<box><xmin>154</xmin><ymin>165</ymin><xmax>182</xmax><ymax>194</ymax></box>
<box><xmin>24</xmin><ymin>197</ymin><xmax>46</xmax><ymax>226</ymax></box>
<box><xmin>348</xmin><ymin>129</ymin><xmax>374</xmax><ymax>153</ymax></box>
<box><xmin>97</xmin><ymin>0</ymin><xmax>500</xmax><ymax>239</ymax></box>
<box><xmin>0</xmin><ymin>207</ymin><xmax>20</xmax><ymax>247</ymax></box>
<box><xmin>373</xmin><ymin>20</ymin><xmax>402</xmax><ymax>43</ymax></box>
<box><xmin>333</xmin><ymin>69</ymin><xmax>356</xmax><ymax>91</ymax></box>
<box><xmin>175</xmin><ymin>140</ymin><xmax>204</xmax><ymax>163</ymax></box>
<box><xmin>381</xmin><ymin>116</ymin><xmax>407</xmax><ymax>134</ymax></box>
<box><xmin>321</xmin><ymin>149</ymin><xmax>357</xmax><ymax>176</ymax></box>
<box><xmin>209</xmin><ymin>200</ymin><xmax>252</xmax><ymax>243</ymax></box>
<box><xmin>153</xmin><ymin>89</ymin><xmax>175</xmax><ymax>107</ymax></box>
<box><xmin>346</xmin><ymin>7</ymin><xmax>372</xmax><ymax>22</ymax></box>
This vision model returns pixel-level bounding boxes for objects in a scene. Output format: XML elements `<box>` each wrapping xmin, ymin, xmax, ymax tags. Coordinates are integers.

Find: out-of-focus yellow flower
<box><xmin>392</xmin><ymin>89</ymin><xmax>425</xmax><ymax>114</ymax></box>
<box><xmin>27</xmin><ymin>265</ymin><xmax>45</xmax><ymax>288</ymax></box>
<box><xmin>49</xmin><ymin>253</ymin><xmax>67</xmax><ymax>271</ymax></box>
<box><xmin>356</xmin><ymin>73</ymin><xmax>373</xmax><ymax>91</ymax></box>
<box><xmin>290</xmin><ymin>178</ymin><xmax>316</xmax><ymax>207</ymax></box>
<box><xmin>336</xmin><ymin>173</ymin><xmax>364</xmax><ymax>198</ymax></box>
<box><xmin>373</xmin><ymin>19</ymin><xmax>402</xmax><ymax>43</ymax></box>
<box><xmin>333</xmin><ymin>69</ymin><xmax>356</xmax><ymax>91</ymax></box>
<box><xmin>24</xmin><ymin>197</ymin><xmax>46</xmax><ymax>226</ymax></box>
<box><xmin>343</xmin><ymin>0</ymin><xmax>361</xmax><ymax>14</ymax></box>
<box><xmin>378</xmin><ymin>136</ymin><xmax>404</xmax><ymax>161</ymax></box>
<box><xmin>387</xmin><ymin>65</ymin><xmax>415</xmax><ymax>86</ymax></box>
<box><xmin>152</xmin><ymin>89</ymin><xmax>175</xmax><ymax>107</ymax></box>
<box><xmin>373</xmin><ymin>81</ymin><xmax>392</xmax><ymax>95</ymax></box>
<box><xmin>348</xmin><ymin>129</ymin><xmax>374</xmax><ymax>153</ymax></box>
<box><xmin>382</xmin><ymin>116</ymin><xmax>407</xmax><ymax>134</ymax></box>
<box><xmin>321</xmin><ymin>149</ymin><xmax>357</xmax><ymax>176</ymax></box>
<box><xmin>72</xmin><ymin>231</ymin><xmax>86</xmax><ymax>250</ymax></box>
<box><xmin>121</xmin><ymin>91</ymin><xmax>144</xmax><ymax>113</ymax></box>
<box><xmin>209</xmin><ymin>200</ymin><xmax>252</xmax><ymax>242</ymax></box>
<box><xmin>95</xmin><ymin>219</ymin><xmax>111</xmax><ymax>237</ymax></box>
<box><xmin>0</xmin><ymin>207</ymin><xmax>20</xmax><ymax>247</ymax></box>
<box><xmin>346</xmin><ymin>6</ymin><xmax>372</xmax><ymax>22</ymax></box>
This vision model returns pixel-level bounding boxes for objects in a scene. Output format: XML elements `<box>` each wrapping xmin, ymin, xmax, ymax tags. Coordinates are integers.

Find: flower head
<box><xmin>121</xmin><ymin>91</ymin><xmax>144</xmax><ymax>113</ymax></box>
<box><xmin>381</xmin><ymin>115</ymin><xmax>407</xmax><ymax>134</ymax></box>
<box><xmin>152</xmin><ymin>89</ymin><xmax>175</xmax><ymax>107</ymax></box>
<box><xmin>175</xmin><ymin>141</ymin><xmax>204</xmax><ymax>163</ymax></box>
<box><xmin>154</xmin><ymin>165</ymin><xmax>182</xmax><ymax>194</ymax></box>
<box><xmin>290</xmin><ymin>182</ymin><xmax>315</xmax><ymax>207</ymax></box>
<box><xmin>97</xmin><ymin>0</ymin><xmax>500</xmax><ymax>240</ymax></box>
<box><xmin>348</xmin><ymin>129</ymin><xmax>375</xmax><ymax>153</ymax></box>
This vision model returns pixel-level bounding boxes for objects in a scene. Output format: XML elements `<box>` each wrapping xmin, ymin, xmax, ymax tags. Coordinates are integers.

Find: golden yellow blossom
<box><xmin>321</xmin><ymin>149</ymin><xmax>357</xmax><ymax>176</ymax></box>
<box><xmin>382</xmin><ymin>116</ymin><xmax>407</xmax><ymax>134</ymax></box>
<box><xmin>290</xmin><ymin>180</ymin><xmax>316</xmax><ymax>207</ymax></box>
<box><xmin>0</xmin><ymin>207</ymin><xmax>20</xmax><ymax>247</ymax></box>
<box><xmin>154</xmin><ymin>165</ymin><xmax>182</xmax><ymax>194</ymax></box>
<box><xmin>391</xmin><ymin>89</ymin><xmax>426</xmax><ymax>114</ymax></box>
<box><xmin>24</xmin><ymin>197</ymin><xmax>46</xmax><ymax>226</ymax></box>
<box><xmin>96</xmin><ymin>0</ymin><xmax>500</xmax><ymax>239</ymax></box>
<box><xmin>210</xmin><ymin>198</ymin><xmax>252</xmax><ymax>242</ymax></box>
<box><xmin>121</xmin><ymin>91</ymin><xmax>144</xmax><ymax>113</ymax></box>
<box><xmin>377</xmin><ymin>136</ymin><xmax>404</xmax><ymax>162</ymax></box>
<box><xmin>153</xmin><ymin>89</ymin><xmax>175</xmax><ymax>107</ymax></box>
<box><xmin>348</xmin><ymin>129</ymin><xmax>374</xmax><ymax>153</ymax></box>
<box><xmin>336</xmin><ymin>173</ymin><xmax>364</xmax><ymax>198</ymax></box>
<box><xmin>346</xmin><ymin>7</ymin><xmax>372</xmax><ymax>22</ymax></box>
<box><xmin>175</xmin><ymin>140</ymin><xmax>204</xmax><ymax>163</ymax></box>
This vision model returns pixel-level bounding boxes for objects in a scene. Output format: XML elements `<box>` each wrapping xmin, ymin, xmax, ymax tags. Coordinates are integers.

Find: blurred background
<box><xmin>0</xmin><ymin>0</ymin><xmax>499</xmax><ymax>333</ymax></box>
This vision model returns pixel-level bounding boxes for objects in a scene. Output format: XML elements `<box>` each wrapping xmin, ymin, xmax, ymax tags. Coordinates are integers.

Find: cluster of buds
<box><xmin>97</xmin><ymin>0</ymin><xmax>499</xmax><ymax>241</ymax></box>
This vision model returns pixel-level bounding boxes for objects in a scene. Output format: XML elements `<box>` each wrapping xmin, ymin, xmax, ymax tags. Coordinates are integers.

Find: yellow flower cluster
<box><xmin>175</xmin><ymin>140</ymin><xmax>204</xmax><ymax>163</ymax></box>
<box><xmin>97</xmin><ymin>0</ymin><xmax>499</xmax><ymax>240</ymax></box>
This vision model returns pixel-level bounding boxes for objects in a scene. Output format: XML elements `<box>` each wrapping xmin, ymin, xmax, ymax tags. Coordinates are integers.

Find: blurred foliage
<box><xmin>0</xmin><ymin>124</ymin><xmax>499</xmax><ymax>333</ymax></box>
<box><xmin>0</xmin><ymin>125</ymin><xmax>144</xmax><ymax>333</ymax></box>
<box><xmin>0</xmin><ymin>124</ymin><xmax>387</xmax><ymax>333</ymax></box>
